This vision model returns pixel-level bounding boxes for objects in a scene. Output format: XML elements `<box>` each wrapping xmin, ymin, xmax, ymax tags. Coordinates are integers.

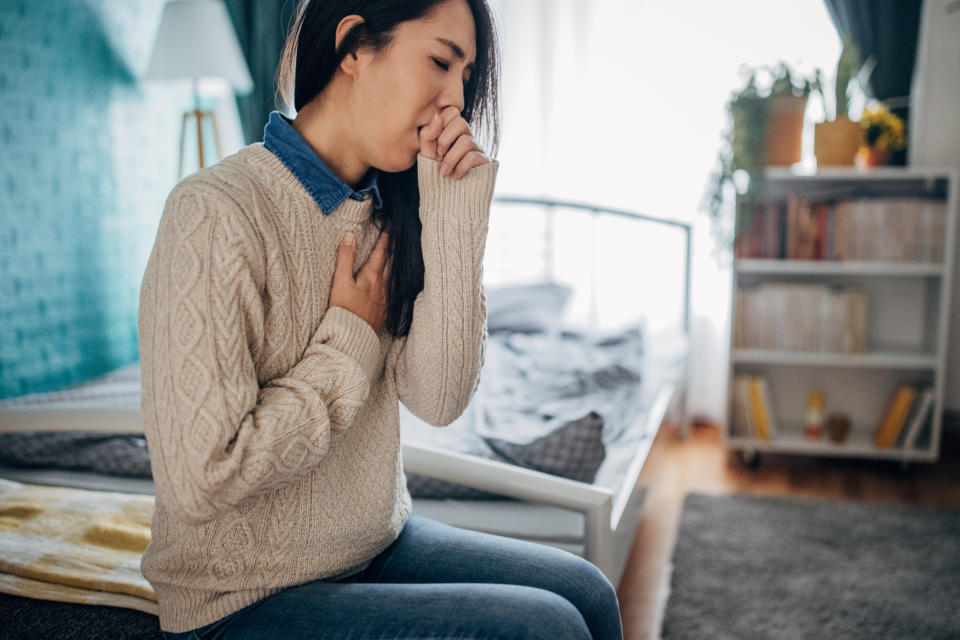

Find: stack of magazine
<box><xmin>734</xmin><ymin>283</ymin><xmax>867</xmax><ymax>352</ymax></box>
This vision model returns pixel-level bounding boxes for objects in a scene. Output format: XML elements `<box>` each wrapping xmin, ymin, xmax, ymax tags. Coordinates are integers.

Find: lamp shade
<box><xmin>145</xmin><ymin>0</ymin><xmax>253</xmax><ymax>93</ymax></box>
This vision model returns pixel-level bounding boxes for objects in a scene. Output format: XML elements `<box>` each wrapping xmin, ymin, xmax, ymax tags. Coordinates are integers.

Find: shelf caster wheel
<box><xmin>739</xmin><ymin>450</ymin><xmax>761</xmax><ymax>468</ymax></box>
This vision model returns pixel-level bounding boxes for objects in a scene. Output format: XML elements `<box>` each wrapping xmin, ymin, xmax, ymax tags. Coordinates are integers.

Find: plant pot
<box><xmin>826</xmin><ymin>413</ymin><xmax>852</xmax><ymax>443</ymax></box>
<box><xmin>764</xmin><ymin>94</ymin><xmax>807</xmax><ymax>166</ymax></box>
<box><xmin>855</xmin><ymin>145</ymin><xmax>890</xmax><ymax>168</ymax></box>
<box><xmin>814</xmin><ymin>116</ymin><xmax>861</xmax><ymax>167</ymax></box>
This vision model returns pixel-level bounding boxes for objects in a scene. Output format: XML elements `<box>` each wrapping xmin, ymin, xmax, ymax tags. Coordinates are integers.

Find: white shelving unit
<box><xmin>726</xmin><ymin>166</ymin><xmax>958</xmax><ymax>464</ymax></box>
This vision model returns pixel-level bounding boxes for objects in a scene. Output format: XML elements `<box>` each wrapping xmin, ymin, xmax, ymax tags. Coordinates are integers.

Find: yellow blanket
<box><xmin>0</xmin><ymin>477</ymin><xmax>157</xmax><ymax>615</ymax></box>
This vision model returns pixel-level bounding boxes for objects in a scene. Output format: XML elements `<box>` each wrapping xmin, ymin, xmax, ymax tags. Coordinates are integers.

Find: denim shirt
<box><xmin>263</xmin><ymin>111</ymin><xmax>383</xmax><ymax>215</ymax></box>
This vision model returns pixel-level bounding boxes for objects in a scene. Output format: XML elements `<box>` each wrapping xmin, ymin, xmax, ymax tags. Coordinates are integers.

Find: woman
<box><xmin>138</xmin><ymin>0</ymin><xmax>623</xmax><ymax>638</ymax></box>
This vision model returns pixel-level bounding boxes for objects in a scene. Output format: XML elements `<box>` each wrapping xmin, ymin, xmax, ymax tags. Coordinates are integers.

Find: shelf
<box><xmin>728</xmin><ymin>169</ymin><xmax>954</xmax><ymax>464</ymax></box>
<box><xmin>735</xmin><ymin>260</ymin><xmax>944</xmax><ymax>277</ymax></box>
<box><xmin>763</xmin><ymin>166</ymin><xmax>959</xmax><ymax>182</ymax></box>
<box><xmin>732</xmin><ymin>349</ymin><xmax>938</xmax><ymax>370</ymax></box>
<box><xmin>727</xmin><ymin>429</ymin><xmax>936</xmax><ymax>463</ymax></box>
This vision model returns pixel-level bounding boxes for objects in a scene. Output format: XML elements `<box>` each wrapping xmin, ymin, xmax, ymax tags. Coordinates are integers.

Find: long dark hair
<box><xmin>276</xmin><ymin>0</ymin><xmax>501</xmax><ymax>337</ymax></box>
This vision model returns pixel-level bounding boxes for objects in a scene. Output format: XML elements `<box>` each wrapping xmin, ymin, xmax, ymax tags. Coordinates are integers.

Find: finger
<box><xmin>418</xmin><ymin>113</ymin><xmax>443</xmax><ymax>160</ymax></box>
<box><xmin>437</xmin><ymin>118</ymin><xmax>471</xmax><ymax>160</ymax></box>
<box><xmin>452</xmin><ymin>150</ymin><xmax>489</xmax><ymax>180</ymax></box>
<box><xmin>440</xmin><ymin>135</ymin><xmax>481</xmax><ymax>177</ymax></box>
<box><xmin>361</xmin><ymin>231</ymin><xmax>391</xmax><ymax>276</ymax></box>
<box><xmin>335</xmin><ymin>232</ymin><xmax>357</xmax><ymax>281</ymax></box>
<box><xmin>439</xmin><ymin>105</ymin><xmax>462</xmax><ymax>127</ymax></box>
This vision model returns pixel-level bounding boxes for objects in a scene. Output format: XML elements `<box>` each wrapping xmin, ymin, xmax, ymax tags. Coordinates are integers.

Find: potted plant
<box><xmin>704</xmin><ymin>62</ymin><xmax>816</xmax><ymax>248</ymax></box>
<box><xmin>765</xmin><ymin>61</ymin><xmax>814</xmax><ymax>166</ymax></box>
<box><xmin>856</xmin><ymin>101</ymin><xmax>906</xmax><ymax>167</ymax></box>
<box><xmin>813</xmin><ymin>35</ymin><xmax>873</xmax><ymax>167</ymax></box>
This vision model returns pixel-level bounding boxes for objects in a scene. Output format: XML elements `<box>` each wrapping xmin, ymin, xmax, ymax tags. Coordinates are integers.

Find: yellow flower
<box><xmin>861</xmin><ymin>102</ymin><xmax>906</xmax><ymax>151</ymax></box>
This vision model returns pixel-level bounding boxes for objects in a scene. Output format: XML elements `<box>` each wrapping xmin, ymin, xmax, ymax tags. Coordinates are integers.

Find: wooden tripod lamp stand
<box><xmin>144</xmin><ymin>0</ymin><xmax>253</xmax><ymax>178</ymax></box>
<box><xmin>179</xmin><ymin>90</ymin><xmax>223</xmax><ymax>178</ymax></box>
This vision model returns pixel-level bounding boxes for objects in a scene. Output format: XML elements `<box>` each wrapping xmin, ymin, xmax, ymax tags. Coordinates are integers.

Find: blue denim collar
<box><xmin>263</xmin><ymin>111</ymin><xmax>382</xmax><ymax>215</ymax></box>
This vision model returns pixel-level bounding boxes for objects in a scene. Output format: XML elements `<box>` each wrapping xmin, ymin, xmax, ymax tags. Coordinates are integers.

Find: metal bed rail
<box><xmin>491</xmin><ymin>195</ymin><xmax>693</xmax><ymax>336</ymax></box>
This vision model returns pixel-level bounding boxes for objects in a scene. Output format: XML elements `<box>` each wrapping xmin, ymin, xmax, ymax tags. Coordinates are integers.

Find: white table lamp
<box><xmin>145</xmin><ymin>0</ymin><xmax>253</xmax><ymax>177</ymax></box>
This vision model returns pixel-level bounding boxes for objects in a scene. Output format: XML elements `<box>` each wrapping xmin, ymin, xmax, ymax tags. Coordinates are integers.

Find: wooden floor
<box><xmin>614</xmin><ymin>421</ymin><xmax>960</xmax><ymax>640</ymax></box>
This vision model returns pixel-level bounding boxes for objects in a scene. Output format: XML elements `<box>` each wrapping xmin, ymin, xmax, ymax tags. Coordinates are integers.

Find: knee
<box><xmin>559</xmin><ymin>556</ymin><xmax>622</xmax><ymax>630</ymax></box>
<box><xmin>498</xmin><ymin>587</ymin><xmax>591</xmax><ymax>640</ymax></box>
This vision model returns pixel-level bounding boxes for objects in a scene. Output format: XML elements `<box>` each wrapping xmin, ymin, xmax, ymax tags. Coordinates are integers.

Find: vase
<box><xmin>764</xmin><ymin>94</ymin><xmax>808</xmax><ymax>166</ymax></box>
<box><xmin>855</xmin><ymin>145</ymin><xmax>890</xmax><ymax>168</ymax></box>
<box><xmin>814</xmin><ymin>117</ymin><xmax>861</xmax><ymax>167</ymax></box>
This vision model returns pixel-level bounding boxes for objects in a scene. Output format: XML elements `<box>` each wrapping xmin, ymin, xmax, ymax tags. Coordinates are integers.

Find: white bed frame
<box><xmin>402</xmin><ymin>196</ymin><xmax>692</xmax><ymax>583</ymax></box>
<box><xmin>0</xmin><ymin>196</ymin><xmax>692</xmax><ymax>585</ymax></box>
<box><xmin>403</xmin><ymin>385</ymin><xmax>676</xmax><ymax>580</ymax></box>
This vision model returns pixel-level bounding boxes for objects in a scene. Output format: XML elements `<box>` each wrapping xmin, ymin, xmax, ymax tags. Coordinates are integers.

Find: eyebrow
<box><xmin>434</xmin><ymin>37</ymin><xmax>476</xmax><ymax>72</ymax></box>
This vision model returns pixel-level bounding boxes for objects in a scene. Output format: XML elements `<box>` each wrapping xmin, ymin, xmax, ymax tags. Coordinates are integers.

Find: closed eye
<box><xmin>433</xmin><ymin>57</ymin><xmax>470</xmax><ymax>87</ymax></box>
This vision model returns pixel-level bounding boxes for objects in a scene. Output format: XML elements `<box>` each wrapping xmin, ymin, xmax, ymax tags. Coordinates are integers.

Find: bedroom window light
<box><xmin>488</xmin><ymin>0</ymin><xmax>840</xmax><ymax>421</ymax></box>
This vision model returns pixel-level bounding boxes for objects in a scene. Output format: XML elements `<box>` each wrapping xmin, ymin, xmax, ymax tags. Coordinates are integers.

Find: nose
<box><xmin>438</xmin><ymin>77</ymin><xmax>465</xmax><ymax>114</ymax></box>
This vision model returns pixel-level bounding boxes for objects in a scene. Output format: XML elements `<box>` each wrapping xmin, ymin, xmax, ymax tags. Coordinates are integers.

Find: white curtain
<box><xmin>488</xmin><ymin>0</ymin><xmax>841</xmax><ymax>425</ymax></box>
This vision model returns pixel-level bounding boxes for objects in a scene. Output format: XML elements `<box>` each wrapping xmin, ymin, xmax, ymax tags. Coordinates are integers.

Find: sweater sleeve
<box><xmin>139</xmin><ymin>184</ymin><xmax>382</xmax><ymax>526</ymax></box>
<box><xmin>390</xmin><ymin>155</ymin><xmax>499</xmax><ymax>426</ymax></box>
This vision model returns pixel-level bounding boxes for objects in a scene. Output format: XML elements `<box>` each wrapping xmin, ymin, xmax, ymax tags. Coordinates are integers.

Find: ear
<box><xmin>335</xmin><ymin>14</ymin><xmax>369</xmax><ymax>79</ymax></box>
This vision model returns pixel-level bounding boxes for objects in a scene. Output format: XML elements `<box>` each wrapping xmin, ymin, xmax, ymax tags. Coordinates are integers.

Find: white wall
<box><xmin>909</xmin><ymin>0</ymin><xmax>960</xmax><ymax>410</ymax></box>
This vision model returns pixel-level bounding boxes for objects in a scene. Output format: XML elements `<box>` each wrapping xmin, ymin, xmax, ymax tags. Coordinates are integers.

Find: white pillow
<box><xmin>484</xmin><ymin>282</ymin><xmax>573</xmax><ymax>333</ymax></box>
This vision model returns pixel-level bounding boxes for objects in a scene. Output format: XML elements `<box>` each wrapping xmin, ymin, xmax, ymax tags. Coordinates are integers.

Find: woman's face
<box><xmin>352</xmin><ymin>0</ymin><xmax>477</xmax><ymax>173</ymax></box>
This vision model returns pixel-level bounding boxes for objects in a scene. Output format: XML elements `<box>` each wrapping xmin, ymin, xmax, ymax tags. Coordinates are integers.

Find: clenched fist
<box><xmin>418</xmin><ymin>105</ymin><xmax>490</xmax><ymax>179</ymax></box>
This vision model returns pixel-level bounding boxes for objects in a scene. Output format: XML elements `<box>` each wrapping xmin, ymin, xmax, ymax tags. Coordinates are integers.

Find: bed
<box><xmin>0</xmin><ymin>197</ymin><xmax>692</xmax><ymax>633</ymax></box>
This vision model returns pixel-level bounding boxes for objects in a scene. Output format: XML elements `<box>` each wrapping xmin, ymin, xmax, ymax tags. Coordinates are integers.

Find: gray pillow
<box><xmin>404</xmin><ymin>411</ymin><xmax>606</xmax><ymax>499</ymax></box>
<box><xmin>484</xmin><ymin>411</ymin><xmax>606</xmax><ymax>484</ymax></box>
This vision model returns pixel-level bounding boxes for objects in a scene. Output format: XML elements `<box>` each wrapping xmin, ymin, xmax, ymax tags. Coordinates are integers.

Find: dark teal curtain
<box><xmin>224</xmin><ymin>0</ymin><xmax>300</xmax><ymax>144</ymax></box>
<box><xmin>823</xmin><ymin>0</ymin><xmax>923</xmax><ymax>165</ymax></box>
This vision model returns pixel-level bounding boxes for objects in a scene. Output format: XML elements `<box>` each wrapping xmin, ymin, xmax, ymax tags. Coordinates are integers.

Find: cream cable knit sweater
<box><xmin>137</xmin><ymin>143</ymin><xmax>498</xmax><ymax>632</ymax></box>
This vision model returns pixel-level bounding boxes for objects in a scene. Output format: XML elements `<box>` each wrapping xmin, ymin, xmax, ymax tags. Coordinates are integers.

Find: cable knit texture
<box><xmin>137</xmin><ymin>143</ymin><xmax>498</xmax><ymax>633</ymax></box>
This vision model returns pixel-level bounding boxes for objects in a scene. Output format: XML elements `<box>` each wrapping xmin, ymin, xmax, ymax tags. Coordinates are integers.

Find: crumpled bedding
<box><xmin>480</xmin><ymin>326</ymin><xmax>645</xmax><ymax>443</ymax></box>
<box><xmin>0</xmin><ymin>326</ymin><xmax>650</xmax><ymax>500</ymax></box>
<box><xmin>400</xmin><ymin>325</ymin><xmax>648</xmax><ymax>497</ymax></box>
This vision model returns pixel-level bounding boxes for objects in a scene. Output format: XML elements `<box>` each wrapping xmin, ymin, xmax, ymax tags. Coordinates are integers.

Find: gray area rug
<box><xmin>661</xmin><ymin>492</ymin><xmax>960</xmax><ymax>640</ymax></box>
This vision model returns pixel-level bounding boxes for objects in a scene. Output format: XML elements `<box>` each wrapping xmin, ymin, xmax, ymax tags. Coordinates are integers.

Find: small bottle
<box><xmin>805</xmin><ymin>390</ymin><xmax>825</xmax><ymax>440</ymax></box>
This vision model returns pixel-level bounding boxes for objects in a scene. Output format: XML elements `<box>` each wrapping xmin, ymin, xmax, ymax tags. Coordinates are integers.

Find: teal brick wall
<box><xmin>0</xmin><ymin>0</ymin><xmax>186</xmax><ymax>398</ymax></box>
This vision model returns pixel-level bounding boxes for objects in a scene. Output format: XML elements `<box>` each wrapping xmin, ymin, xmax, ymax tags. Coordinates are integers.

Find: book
<box><xmin>750</xmin><ymin>201</ymin><xmax>763</xmax><ymax>258</ymax></box>
<box><xmin>731</xmin><ymin>376</ymin><xmax>753</xmax><ymax>438</ymax></box>
<box><xmin>747</xmin><ymin>376</ymin><xmax>777</xmax><ymax>440</ymax></box>
<box><xmin>764</xmin><ymin>201</ymin><xmax>781</xmax><ymax>259</ymax></box>
<box><xmin>814</xmin><ymin>202</ymin><xmax>829</xmax><ymax>260</ymax></box>
<box><xmin>789</xmin><ymin>197</ymin><xmax>819</xmax><ymax>260</ymax></box>
<box><xmin>824</xmin><ymin>203</ymin><xmax>836</xmax><ymax>260</ymax></box>
<box><xmin>757</xmin><ymin>377</ymin><xmax>778</xmax><ymax>439</ymax></box>
<box><xmin>898</xmin><ymin>388</ymin><xmax>935</xmax><ymax>450</ymax></box>
<box><xmin>777</xmin><ymin>199</ymin><xmax>788</xmax><ymax>260</ymax></box>
<box><xmin>785</xmin><ymin>195</ymin><xmax>797</xmax><ymax>260</ymax></box>
<box><xmin>874</xmin><ymin>385</ymin><xmax>918</xmax><ymax>448</ymax></box>
<box><xmin>734</xmin><ymin>283</ymin><xmax>869</xmax><ymax>353</ymax></box>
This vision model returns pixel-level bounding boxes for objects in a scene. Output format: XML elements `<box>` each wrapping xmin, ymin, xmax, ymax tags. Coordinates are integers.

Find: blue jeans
<box><xmin>163</xmin><ymin>514</ymin><xmax>623</xmax><ymax>639</ymax></box>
